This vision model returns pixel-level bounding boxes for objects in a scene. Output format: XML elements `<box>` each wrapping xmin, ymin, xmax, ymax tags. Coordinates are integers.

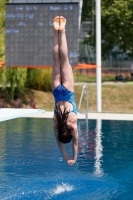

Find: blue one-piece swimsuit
<box><xmin>52</xmin><ymin>84</ymin><xmax>77</xmax><ymax>114</ymax></box>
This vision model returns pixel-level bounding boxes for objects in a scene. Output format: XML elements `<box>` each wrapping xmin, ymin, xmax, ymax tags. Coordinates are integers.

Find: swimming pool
<box><xmin>0</xmin><ymin>118</ymin><xmax>133</xmax><ymax>200</ymax></box>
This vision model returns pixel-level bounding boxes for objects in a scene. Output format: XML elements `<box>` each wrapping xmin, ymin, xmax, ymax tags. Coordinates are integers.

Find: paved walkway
<box><xmin>25</xmin><ymin>111</ymin><xmax>133</xmax><ymax>121</ymax></box>
<box><xmin>1</xmin><ymin>109</ymin><xmax>133</xmax><ymax>121</ymax></box>
<box><xmin>74</xmin><ymin>81</ymin><xmax>133</xmax><ymax>86</ymax></box>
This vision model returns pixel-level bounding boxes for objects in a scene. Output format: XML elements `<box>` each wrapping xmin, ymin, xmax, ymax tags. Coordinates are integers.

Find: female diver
<box><xmin>52</xmin><ymin>16</ymin><xmax>78</xmax><ymax>166</ymax></box>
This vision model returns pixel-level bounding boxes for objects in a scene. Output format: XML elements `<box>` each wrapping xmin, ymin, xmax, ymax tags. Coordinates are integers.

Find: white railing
<box><xmin>77</xmin><ymin>84</ymin><xmax>89</xmax><ymax>133</ymax></box>
<box><xmin>77</xmin><ymin>85</ymin><xmax>88</xmax><ymax>118</ymax></box>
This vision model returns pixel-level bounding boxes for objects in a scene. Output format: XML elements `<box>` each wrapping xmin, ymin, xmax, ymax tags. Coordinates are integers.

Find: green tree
<box><xmin>6</xmin><ymin>67</ymin><xmax>27</xmax><ymax>99</ymax></box>
<box><xmin>0</xmin><ymin>67</ymin><xmax>27</xmax><ymax>99</ymax></box>
<box><xmin>0</xmin><ymin>0</ymin><xmax>8</xmax><ymax>33</ymax></box>
<box><xmin>0</xmin><ymin>0</ymin><xmax>9</xmax><ymax>61</ymax></box>
<box><xmin>26</xmin><ymin>68</ymin><xmax>52</xmax><ymax>91</ymax></box>
<box><xmin>82</xmin><ymin>0</ymin><xmax>133</xmax><ymax>57</ymax></box>
<box><xmin>81</xmin><ymin>0</ymin><xmax>93</xmax><ymax>22</ymax></box>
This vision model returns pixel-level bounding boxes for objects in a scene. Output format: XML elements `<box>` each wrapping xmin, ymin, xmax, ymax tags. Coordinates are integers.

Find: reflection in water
<box><xmin>0</xmin><ymin>125</ymin><xmax>6</xmax><ymax>176</ymax></box>
<box><xmin>94</xmin><ymin>119</ymin><xmax>104</xmax><ymax>176</ymax></box>
<box><xmin>78</xmin><ymin>119</ymin><xmax>103</xmax><ymax>175</ymax></box>
<box><xmin>0</xmin><ymin>129</ymin><xmax>6</xmax><ymax>159</ymax></box>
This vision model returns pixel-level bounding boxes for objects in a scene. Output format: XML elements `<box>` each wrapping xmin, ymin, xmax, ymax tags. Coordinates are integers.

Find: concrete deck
<box><xmin>1</xmin><ymin>109</ymin><xmax>133</xmax><ymax>122</ymax></box>
<box><xmin>0</xmin><ymin>108</ymin><xmax>44</xmax><ymax>122</ymax></box>
<box><xmin>24</xmin><ymin>111</ymin><xmax>133</xmax><ymax>121</ymax></box>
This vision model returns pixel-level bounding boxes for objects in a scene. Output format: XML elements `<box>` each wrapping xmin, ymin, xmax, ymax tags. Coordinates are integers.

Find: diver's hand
<box><xmin>67</xmin><ymin>159</ymin><xmax>75</xmax><ymax>166</ymax></box>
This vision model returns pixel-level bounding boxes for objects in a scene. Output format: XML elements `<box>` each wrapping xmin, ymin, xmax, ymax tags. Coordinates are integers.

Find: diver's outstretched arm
<box><xmin>72</xmin><ymin>125</ymin><xmax>78</xmax><ymax>162</ymax></box>
<box><xmin>54</xmin><ymin>129</ymin><xmax>75</xmax><ymax>166</ymax></box>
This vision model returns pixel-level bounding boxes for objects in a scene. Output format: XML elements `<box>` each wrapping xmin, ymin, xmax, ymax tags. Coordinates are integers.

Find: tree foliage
<box><xmin>0</xmin><ymin>0</ymin><xmax>8</xmax><ymax>61</ymax></box>
<box><xmin>0</xmin><ymin>0</ymin><xmax>8</xmax><ymax>33</ymax></box>
<box><xmin>0</xmin><ymin>67</ymin><xmax>27</xmax><ymax>99</ymax></box>
<box><xmin>82</xmin><ymin>0</ymin><xmax>133</xmax><ymax>57</ymax></box>
<box><xmin>26</xmin><ymin>68</ymin><xmax>52</xmax><ymax>92</ymax></box>
<box><xmin>81</xmin><ymin>0</ymin><xmax>93</xmax><ymax>22</ymax></box>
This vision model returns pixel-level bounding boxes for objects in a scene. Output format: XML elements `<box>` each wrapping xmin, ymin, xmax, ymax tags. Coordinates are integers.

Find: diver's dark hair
<box><xmin>55</xmin><ymin>105</ymin><xmax>72</xmax><ymax>144</ymax></box>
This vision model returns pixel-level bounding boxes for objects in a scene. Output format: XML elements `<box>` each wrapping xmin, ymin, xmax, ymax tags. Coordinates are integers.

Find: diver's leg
<box><xmin>59</xmin><ymin>16</ymin><xmax>74</xmax><ymax>92</ymax></box>
<box><xmin>52</xmin><ymin>16</ymin><xmax>61</xmax><ymax>91</ymax></box>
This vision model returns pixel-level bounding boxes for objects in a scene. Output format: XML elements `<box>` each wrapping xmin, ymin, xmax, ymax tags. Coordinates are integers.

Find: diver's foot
<box><xmin>59</xmin><ymin>16</ymin><xmax>66</xmax><ymax>31</ymax></box>
<box><xmin>53</xmin><ymin>16</ymin><xmax>60</xmax><ymax>31</ymax></box>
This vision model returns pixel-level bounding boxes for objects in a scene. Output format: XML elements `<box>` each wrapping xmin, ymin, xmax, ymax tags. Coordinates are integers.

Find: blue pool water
<box><xmin>0</xmin><ymin>118</ymin><xmax>133</xmax><ymax>200</ymax></box>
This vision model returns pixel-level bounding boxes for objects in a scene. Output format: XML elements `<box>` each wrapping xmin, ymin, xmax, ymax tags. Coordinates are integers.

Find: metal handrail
<box><xmin>77</xmin><ymin>85</ymin><xmax>88</xmax><ymax>117</ymax></box>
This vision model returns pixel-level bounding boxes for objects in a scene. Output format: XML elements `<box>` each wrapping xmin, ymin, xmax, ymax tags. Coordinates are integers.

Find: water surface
<box><xmin>0</xmin><ymin>118</ymin><xmax>133</xmax><ymax>199</ymax></box>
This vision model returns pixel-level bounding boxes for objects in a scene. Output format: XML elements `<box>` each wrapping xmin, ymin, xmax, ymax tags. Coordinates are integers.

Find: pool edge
<box><xmin>24</xmin><ymin>111</ymin><xmax>133</xmax><ymax>121</ymax></box>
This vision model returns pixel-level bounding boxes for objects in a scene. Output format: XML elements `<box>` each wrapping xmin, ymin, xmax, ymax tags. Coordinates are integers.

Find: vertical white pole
<box><xmin>96</xmin><ymin>0</ymin><xmax>102</xmax><ymax>112</ymax></box>
<box><xmin>78</xmin><ymin>0</ymin><xmax>83</xmax><ymax>32</ymax></box>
